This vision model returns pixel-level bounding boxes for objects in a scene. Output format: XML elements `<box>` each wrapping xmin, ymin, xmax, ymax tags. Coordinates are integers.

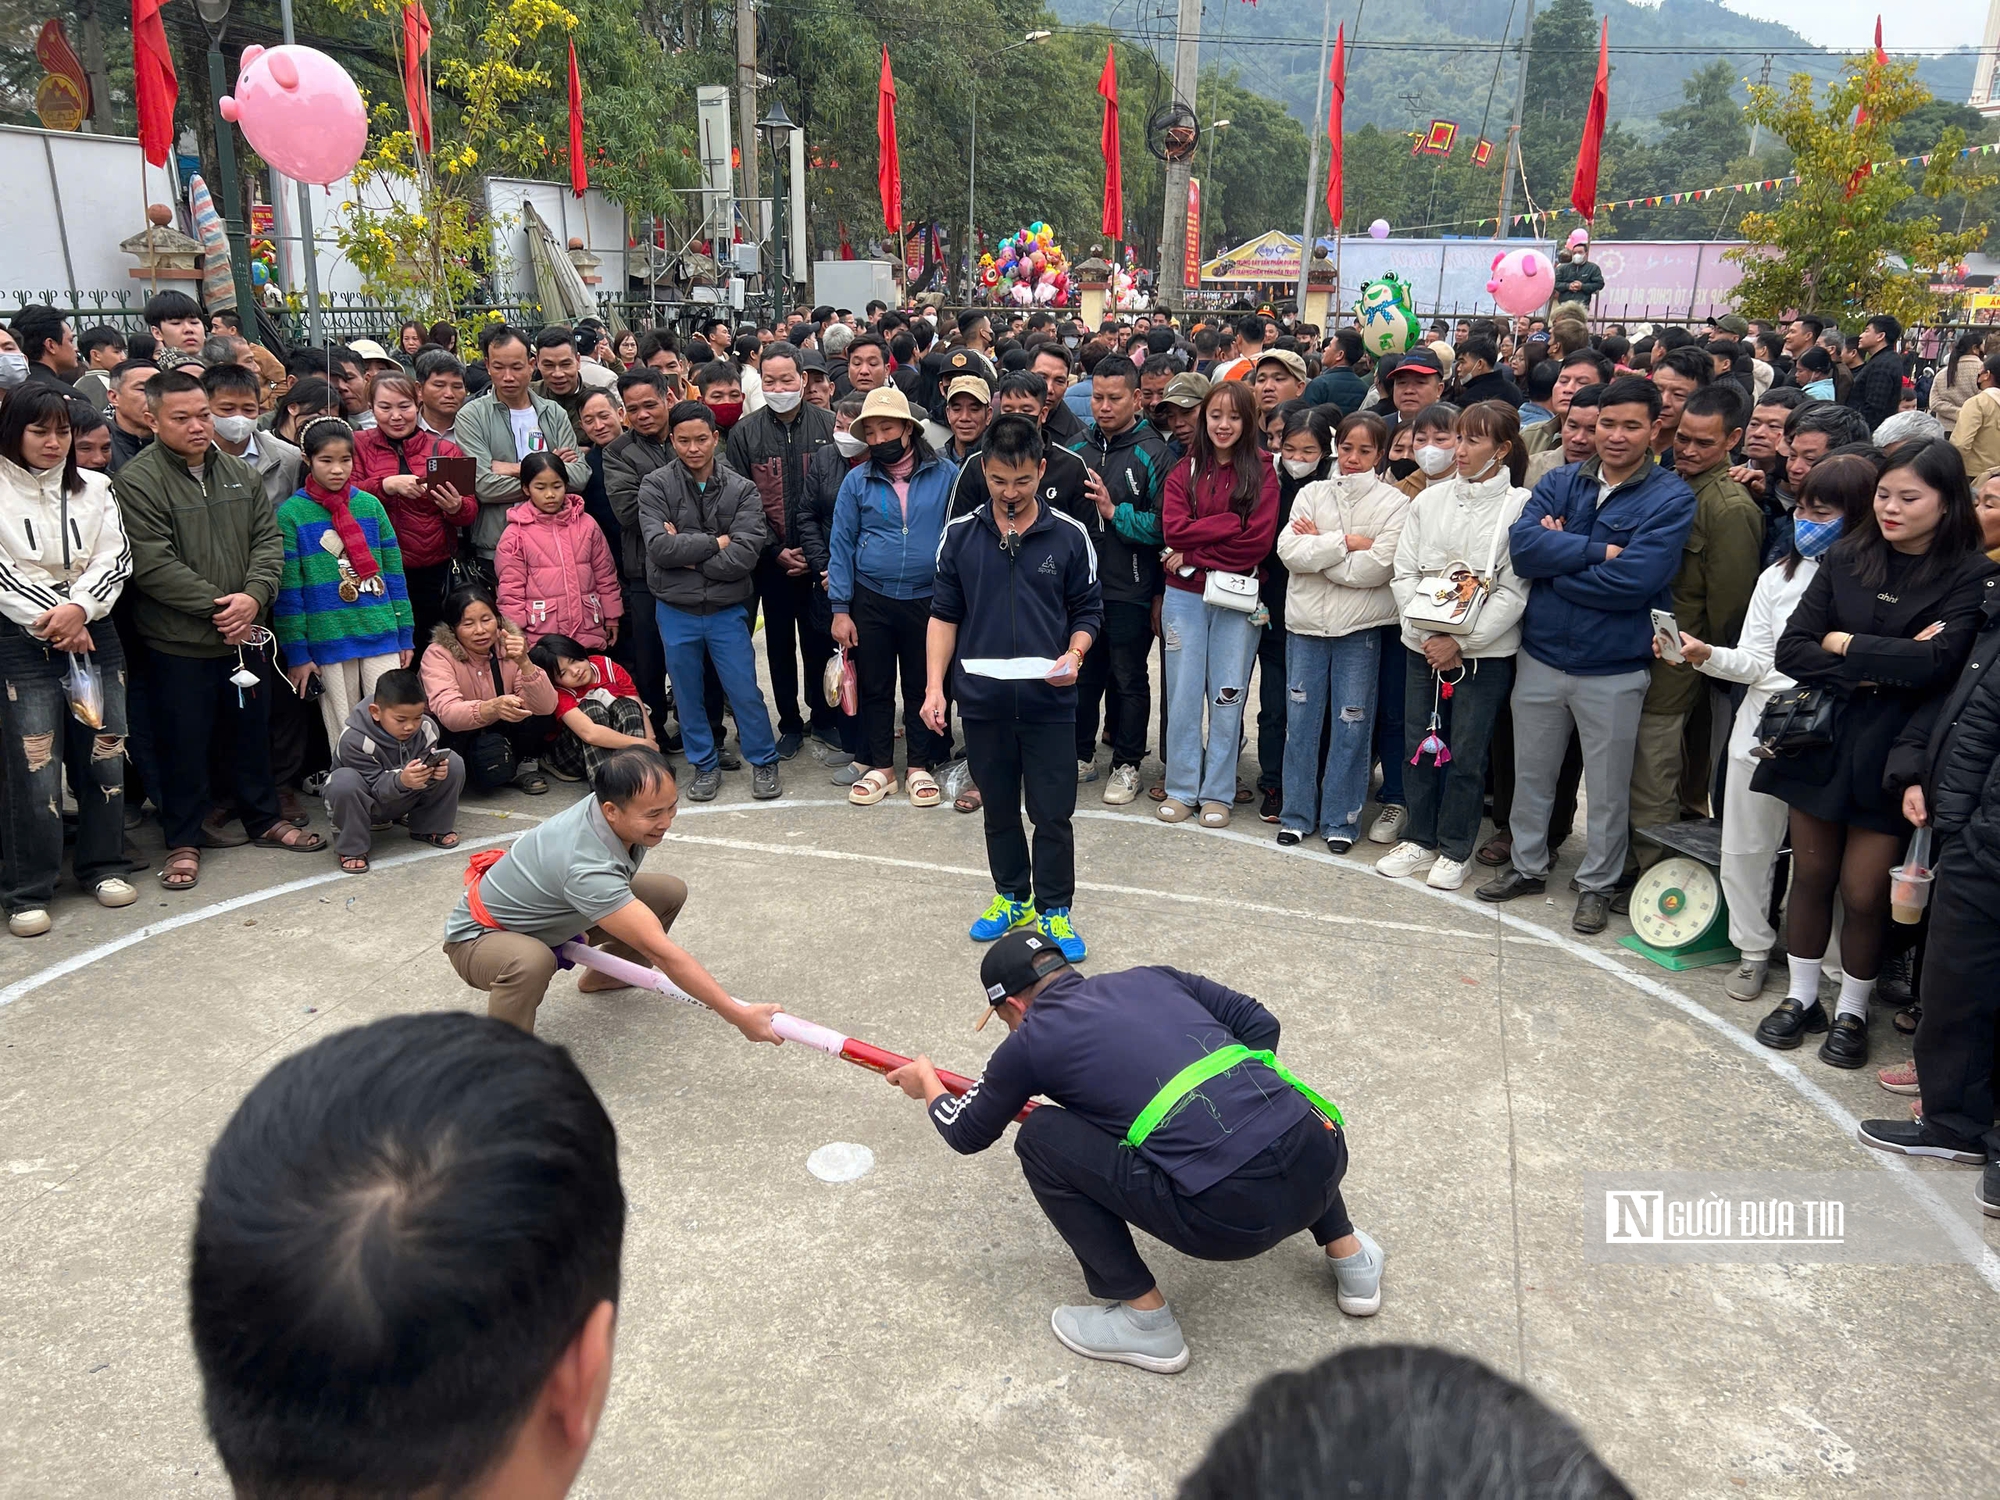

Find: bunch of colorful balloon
<box><xmin>980</xmin><ymin>223</ymin><xmax>1072</xmax><ymax>307</ymax></box>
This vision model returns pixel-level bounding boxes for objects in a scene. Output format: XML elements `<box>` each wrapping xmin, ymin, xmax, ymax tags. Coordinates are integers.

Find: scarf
<box><xmin>304</xmin><ymin>476</ymin><xmax>382</xmax><ymax>582</ymax></box>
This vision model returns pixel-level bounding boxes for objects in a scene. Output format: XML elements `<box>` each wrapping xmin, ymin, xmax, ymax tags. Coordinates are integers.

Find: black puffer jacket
<box><xmin>1890</xmin><ymin>572</ymin><xmax>2000</xmax><ymax>878</ymax></box>
<box><xmin>797</xmin><ymin>442</ymin><xmax>864</xmax><ymax>579</ymax></box>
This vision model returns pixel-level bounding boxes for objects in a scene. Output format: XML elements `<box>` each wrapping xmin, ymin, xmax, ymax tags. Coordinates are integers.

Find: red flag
<box><xmin>1097</xmin><ymin>49</ymin><xmax>1123</xmax><ymax>241</ymax></box>
<box><xmin>877</xmin><ymin>46</ymin><xmax>902</xmax><ymax>233</ymax></box>
<box><xmin>1847</xmin><ymin>17</ymin><xmax>1885</xmax><ymax>197</ymax></box>
<box><xmin>401</xmin><ymin>2</ymin><xmax>432</xmax><ymax>156</ymax></box>
<box><xmin>567</xmin><ymin>39</ymin><xmax>586</xmax><ymax>197</ymax></box>
<box><xmin>131</xmin><ymin>0</ymin><xmax>177</xmax><ymax>168</ymax></box>
<box><xmin>1569</xmin><ymin>19</ymin><xmax>1609</xmax><ymax>221</ymax></box>
<box><xmin>1325</xmin><ymin>25</ymin><xmax>1346</xmax><ymax>226</ymax></box>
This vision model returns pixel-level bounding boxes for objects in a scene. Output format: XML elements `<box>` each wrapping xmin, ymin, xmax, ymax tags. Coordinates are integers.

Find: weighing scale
<box><xmin>1618</xmin><ymin>819</ymin><xmax>1741</xmax><ymax>971</ymax></box>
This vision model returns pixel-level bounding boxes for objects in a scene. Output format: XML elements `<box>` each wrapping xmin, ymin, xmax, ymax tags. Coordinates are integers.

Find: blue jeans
<box><xmin>1374</xmin><ymin>623</ymin><xmax>1406</xmax><ymax>808</ymax></box>
<box><xmin>1161</xmin><ymin>588</ymin><xmax>1258</xmax><ymax>807</ymax></box>
<box><xmin>654</xmin><ymin>600</ymin><xmax>778</xmax><ymax>771</ymax></box>
<box><xmin>1280</xmin><ymin>630</ymin><xmax>1379</xmax><ymax>841</ymax></box>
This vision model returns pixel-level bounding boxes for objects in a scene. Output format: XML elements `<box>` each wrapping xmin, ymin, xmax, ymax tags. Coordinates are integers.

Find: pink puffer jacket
<box><xmin>494</xmin><ymin>495</ymin><xmax>624</xmax><ymax>649</ymax></box>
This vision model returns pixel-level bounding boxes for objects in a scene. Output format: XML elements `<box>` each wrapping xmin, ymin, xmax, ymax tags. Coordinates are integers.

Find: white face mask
<box><xmin>0</xmin><ymin>352</ymin><xmax>27</xmax><ymax>390</ymax></box>
<box><xmin>1415</xmin><ymin>443</ymin><xmax>1454</xmax><ymax>477</ymax></box>
<box><xmin>213</xmin><ymin>414</ymin><xmax>259</xmax><ymax>444</ymax></box>
<box><xmin>833</xmin><ymin>429</ymin><xmax>867</xmax><ymax>458</ymax></box>
<box><xmin>1281</xmin><ymin>457</ymin><xmax>1320</xmax><ymax>479</ymax></box>
<box><xmin>763</xmin><ymin>389</ymin><xmax>803</xmax><ymax>414</ymax></box>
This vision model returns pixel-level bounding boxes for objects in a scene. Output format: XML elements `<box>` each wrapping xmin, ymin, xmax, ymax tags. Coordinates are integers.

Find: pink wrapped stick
<box><xmin>554</xmin><ymin>942</ymin><xmax>1033</xmax><ymax>1119</ymax></box>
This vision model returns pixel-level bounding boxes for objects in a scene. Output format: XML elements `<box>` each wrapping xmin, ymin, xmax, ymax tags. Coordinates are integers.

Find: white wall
<box><xmin>481</xmin><ymin>178</ymin><xmax>629</xmax><ymax>302</ymax></box>
<box><xmin>0</xmin><ymin>124</ymin><xmax>180</xmax><ymax>295</ymax></box>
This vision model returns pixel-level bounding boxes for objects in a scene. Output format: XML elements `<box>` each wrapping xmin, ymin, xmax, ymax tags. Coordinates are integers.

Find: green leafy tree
<box><xmin>1193</xmin><ymin>69</ymin><xmax>1310</xmax><ymax>254</ymax></box>
<box><xmin>1726</xmin><ymin>53</ymin><xmax>1993</xmax><ymax>324</ymax></box>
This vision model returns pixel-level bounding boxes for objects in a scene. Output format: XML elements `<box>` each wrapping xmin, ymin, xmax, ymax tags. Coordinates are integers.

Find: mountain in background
<box><xmin>1050</xmin><ymin>0</ymin><xmax>1976</xmax><ymax>141</ymax></box>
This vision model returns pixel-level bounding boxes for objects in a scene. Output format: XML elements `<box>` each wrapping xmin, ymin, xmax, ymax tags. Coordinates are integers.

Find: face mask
<box><xmin>834</xmin><ymin>430</ymin><xmax>867</xmax><ymax>459</ymax></box>
<box><xmin>707</xmin><ymin>401</ymin><xmax>743</xmax><ymax>431</ymax></box>
<box><xmin>1416</xmin><ymin>444</ymin><xmax>1454</xmax><ymax>477</ymax></box>
<box><xmin>1281</xmin><ymin>457</ymin><xmax>1320</xmax><ymax>480</ymax></box>
<box><xmin>1792</xmin><ymin>515</ymin><xmax>1843</xmax><ymax>558</ymax></box>
<box><xmin>0</xmin><ymin>352</ymin><xmax>27</xmax><ymax>390</ymax></box>
<box><xmin>1389</xmin><ymin>457</ymin><xmax>1420</xmax><ymax>481</ymax></box>
<box><xmin>869</xmin><ymin>437</ymin><xmax>908</xmax><ymax>468</ymax></box>
<box><xmin>764</xmin><ymin>389</ymin><xmax>803</xmax><ymax>414</ymax></box>
<box><xmin>213</xmin><ymin>414</ymin><xmax>258</xmax><ymax>444</ymax></box>
<box><xmin>1064</xmin><ymin>336</ymin><xmax>1080</xmax><ymax>349</ymax></box>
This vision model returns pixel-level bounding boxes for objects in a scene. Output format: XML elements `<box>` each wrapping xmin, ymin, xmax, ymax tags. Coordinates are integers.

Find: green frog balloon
<box><xmin>1355</xmin><ymin>273</ymin><xmax>1422</xmax><ymax>356</ymax></box>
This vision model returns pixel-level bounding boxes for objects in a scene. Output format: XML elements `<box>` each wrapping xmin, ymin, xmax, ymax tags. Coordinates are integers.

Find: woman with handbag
<box><xmin>1157</xmin><ymin>380</ymin><xmax>1280</xmax><ymax>828</ymax></box>
<box><xmin>1274</xmin><ymin>411</ymin><xmax>1409</xmax><ymax>852</ymax></box>
<box><xmin>1667</xmin><ymin>453</ymin><xmax>1875</xmax><ymax>1003</ymax></box>
<box><xmin>1751</xmin><ymin>438</ymin><xmax>1996</xmax><ymax>1069</ymax></box>
<box><xmin>1379</xmin><ymin>402</ymin><xmax>1532</xmax><ymax>890</ymax></box>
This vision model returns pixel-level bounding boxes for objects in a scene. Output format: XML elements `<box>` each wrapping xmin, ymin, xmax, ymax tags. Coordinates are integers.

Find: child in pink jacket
<box><xmin>495</xmin><ymin>451</ymin><xmax>624</xmax><ymax>650</ymax></box>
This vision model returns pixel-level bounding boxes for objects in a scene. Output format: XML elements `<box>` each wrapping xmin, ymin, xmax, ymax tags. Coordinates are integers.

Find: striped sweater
<box><xmin>273</xmin><ymin>487</ymin><xmax>415</xmax><ymax>669</ymax></box>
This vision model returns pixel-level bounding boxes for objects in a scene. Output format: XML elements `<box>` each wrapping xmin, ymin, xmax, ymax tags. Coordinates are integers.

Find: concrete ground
<box><xmin>3</xmin><ymin>744</ymin><xmax>1998</xmax><ymax>1498</ymax></box>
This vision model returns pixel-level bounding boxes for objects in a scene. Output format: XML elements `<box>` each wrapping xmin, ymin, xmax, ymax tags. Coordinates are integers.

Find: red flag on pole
<box><xmin>401</xmin><ymin>2</ymin><xmax>433</xmax><ymax>156</ymax></box>
<box><xmin>1325</xmin><ymin>24</ymin><xmax>1346</xmax><ymax>226</ymax></box>
<box><xmin>131</xmin><ymin>0</ymin><xmax>177</xmax><ymax>168</ymax></box>
<box><xmin>567</xmin><ymin>39</ymin><xmax>586</xmax><ymax>198</ymax></box>
<box><xmin>1097</xmin><ymin>48</ymin><xmax>1123</xmax><ymax>242</ymax></box>
<box><xmin>1847</xmin><ymin>17</ymin><xmax>1885</xmax><ymax>198</ymax></box>
<box><xmin>1569</xmin><ymin>19</ymin><xmax>1609</xmax><ymax>221</ymax></box>
<box><xmin>877</xmin><ymin>46</ymin><xmax>902</xmax><ymax>233</ymax></box>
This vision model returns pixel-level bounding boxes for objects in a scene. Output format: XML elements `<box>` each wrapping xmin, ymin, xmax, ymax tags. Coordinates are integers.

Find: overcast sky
<box><xmin>1719</xmin><ymin>0</ymin><xmax>1992</xmax><ymax>53</ymax></box>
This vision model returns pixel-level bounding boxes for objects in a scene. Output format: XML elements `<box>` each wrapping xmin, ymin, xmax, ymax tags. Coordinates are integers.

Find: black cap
<box><xmin>797</xmin><ymin>349</ymin><xmax>828</xmax><ymax>374</ymax></box>
<box><xmin>977</xmin><ymin>928</ymin><xmax>1070</xmax><ymax>1023</ymax></box>
<box><xmin>1391</xmin><ymin>348</ymin><xmax>1445</xmax><ymax>378</ymax></box>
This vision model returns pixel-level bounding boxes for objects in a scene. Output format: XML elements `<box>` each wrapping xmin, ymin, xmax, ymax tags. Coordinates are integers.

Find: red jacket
<box><xmin>1161</xmin><ymin>450</ymin><xmax>1280</xmax><ymax>594</ymax></box>
<box><xmin>350</xmin><ymin>427</ymin><xmax>475</xmax><ymax>568</ymax></box>
<box><xmin>494</xmin><ymin>495</ymin><xmax>624</xmax><ymax>650</ymax></box>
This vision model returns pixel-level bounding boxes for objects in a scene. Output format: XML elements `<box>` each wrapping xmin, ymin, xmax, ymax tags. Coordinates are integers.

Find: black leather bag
<box><xmin>1750</xmin><ymin>685</ymin><xmax>1837</xmax><ymax>759</ymax></box>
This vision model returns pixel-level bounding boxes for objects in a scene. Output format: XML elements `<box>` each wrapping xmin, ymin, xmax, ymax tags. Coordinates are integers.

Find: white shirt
<box><xmin>1698</xmin><ymin>556</ymin><xmax>1819</xmax><ymax>765</ymax></box>
<box><xmin>508</xmin><ymin>403</ymin><xmax>547</xmax><ymax>460</ymax></box>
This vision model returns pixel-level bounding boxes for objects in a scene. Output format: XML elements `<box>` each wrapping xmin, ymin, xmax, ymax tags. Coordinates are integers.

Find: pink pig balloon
<box><xmin>1485</xmin><ymin>248</ymin><xmax>1554</xmax><ymax>316</ymax></box>
<box><xmin>219</xmin><ymin>45</ymin><xmax>368</xmax><ymax>187</ymax></box>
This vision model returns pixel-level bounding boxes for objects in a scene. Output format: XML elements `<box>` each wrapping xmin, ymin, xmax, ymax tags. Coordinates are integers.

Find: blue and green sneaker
<box><xmin>1038</xmin><ymin>906</ymin><xmax>1086</xmax><ymax>962</ymax></box>
<box><xmin>970</xmin><ymin>894</ymin><xmax>1037</xmax><ymax>942</ymax></box>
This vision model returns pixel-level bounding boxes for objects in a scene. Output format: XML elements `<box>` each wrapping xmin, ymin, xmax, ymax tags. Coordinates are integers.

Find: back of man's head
<box><xmin>189</xmin><ymin>1012</ymin><xmax>625</xmax><ymax>1498</ymax></box>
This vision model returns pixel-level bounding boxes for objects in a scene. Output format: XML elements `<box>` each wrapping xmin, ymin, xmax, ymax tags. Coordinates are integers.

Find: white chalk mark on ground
<box><xmin>806</xmin><ymin>1142</ymin><xmax>876</xmax><ymax>1182</ymax></box>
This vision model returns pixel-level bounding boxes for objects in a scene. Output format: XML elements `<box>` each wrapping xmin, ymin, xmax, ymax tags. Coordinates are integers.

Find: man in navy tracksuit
<box><xmin>925</xmin><ymin>414</ymin><xmax>1101</xmax><ymax>960</ymax></box>
<box><xmin>884</xmin><ymin>929</ymin><xmax>1383</xmax><ymax>1374</ymax></box>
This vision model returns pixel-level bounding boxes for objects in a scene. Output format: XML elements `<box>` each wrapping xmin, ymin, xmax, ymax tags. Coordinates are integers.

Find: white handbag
<box><xmin>1401</xmin><ymin>497</ymin><xmax>1512</xmax><ymax>637</ymax></box>
<box><xmin>1202</xmin><ymin>568</ymin><xmax>1261</xmax><ymax>612</ymax></box>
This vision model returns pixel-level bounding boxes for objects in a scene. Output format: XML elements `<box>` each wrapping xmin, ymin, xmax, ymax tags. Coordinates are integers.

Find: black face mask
<box><xmin>869</xmin><ymin>437</ymin><xmax>908</xmax><ymax>468</ymax></box>
<box><xmin>1388</xmin><ymin>457</ymin><xmax>1420</xmax><ymax>481</ymax></box>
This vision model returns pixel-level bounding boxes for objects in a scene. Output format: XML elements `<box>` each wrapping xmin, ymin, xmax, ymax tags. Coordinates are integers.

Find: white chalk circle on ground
<box><xmin>807</xmin><ymin>1142</ymin><xmax>876</xmax><ymax>1183</ymax></box>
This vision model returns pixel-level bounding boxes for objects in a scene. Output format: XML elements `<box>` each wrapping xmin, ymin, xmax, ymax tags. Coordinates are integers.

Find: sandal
<box><xmin>411</xmin><ymin>831</ymin><xmax>461</xmax><ymax>849</ymax></box>
<box><xmin>1147</xmin><ymin>781</ymin><xmax>1168</xmax><ymax>802</ymax></box>
<box><xmin>1893</xmin><ymin>1004</ymin><xmax>1921</xmax><ymax>1036</ymax></box>
<box><xmin>340</xmin><ymin>855</ymin><xmax>370</xmax><ymax>874</ymax></box>
<box><xmin>954</xmin><ymin>784</ymin><xmax>984</xmax><ymax>814</ymax></box>
<box><xmin>158</xmin><ymin>846</ymin><xmax>201</xmax><ymax>891</ymax></box>
<box><xmin>848</xmin><ymin>768</ymin><xmax>898</xmax><ymax>806</ymax></box>
<box><xmin>907</xmin><ymin>768</ymin><xmax>941</xmax><ymax>808</ymax></box>
<box><xmin>253</xmin><ymin>823</ymin><xmax>329</xmax><ymax>853</ymax></box>
<box><xmin>515</xmin><ymin>770</ymin><xmax>549</xmax><ymax>795</ymax></box>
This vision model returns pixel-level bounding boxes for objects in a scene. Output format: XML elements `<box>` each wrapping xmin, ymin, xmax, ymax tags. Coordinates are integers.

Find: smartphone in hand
<box><xmin>1651</xmin><ymin>608</ymin><xmax>1685</xmax><ymax>665</ymax></box>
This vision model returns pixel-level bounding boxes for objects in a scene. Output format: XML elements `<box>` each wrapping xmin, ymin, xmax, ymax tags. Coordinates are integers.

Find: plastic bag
<box><xmin>62</xmin><ymin>653</ymin><xmax>103</xmax><ymax>730</ymax></box>
<box><xmin>939</xmin><ymin>758</ymin><xmax>973</xmax><ymax>803</ymax></box>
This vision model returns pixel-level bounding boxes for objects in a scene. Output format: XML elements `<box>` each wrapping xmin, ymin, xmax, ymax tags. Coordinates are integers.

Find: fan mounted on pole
<box><xmin>1146</xmin><ymin>102</ymin><xmax>1199</xmax><ymax>163</ymax></box>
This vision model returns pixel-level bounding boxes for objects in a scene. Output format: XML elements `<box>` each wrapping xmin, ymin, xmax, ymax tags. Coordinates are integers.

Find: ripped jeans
<box><xmin>0</xmin><ymin>618</ymin><xmax>128</xmax><ymax>912</ymax></box>
<box><xmin>1279</xmin><ymin>629</ymin><xmax>1379</xmax><ymax>842</ymax></box>
<box><xmin>1161</xmin><ymin>587</ymin><xmax>1259</xmax><ymax>807</ymax></box>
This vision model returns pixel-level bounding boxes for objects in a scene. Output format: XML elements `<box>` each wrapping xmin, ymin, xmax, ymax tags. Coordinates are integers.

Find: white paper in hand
<box><xmin>962</xmin><ymin>656</ymin><xmax>1061</xmax><ymax>680</ymax></box>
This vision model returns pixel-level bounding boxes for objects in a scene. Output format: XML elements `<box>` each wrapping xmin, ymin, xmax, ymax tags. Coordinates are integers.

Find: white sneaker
<box><xmin>1367</xmin><ymin>805</ymin><xmax>1408</xmax><ymax>844</ymax></box>
<box><xmin>8</xmin><ymin>908</ymin><xmax>51</xmax><ymax>937</ymax></box>
<box><xmin>93</xmin><ymin>877</ymin><xmax>138</xmax><ymax>909</ymax></box>
<box><xmin>1103</xmin><ymin>764</ymin><xmax>1140</xmax><ymax>805</ymax></box>
<box><xmin>1374</xmin><ymin>841</ymin><xmax>1435</xmax><ymax>880</ymax></box>
<box><xmin>1426</xmin><ymin>855</ymin><xmax>1469</xmax><ymax>890</ymax></box>
<box><xmin>1077</xmin><ymin>758</ymin><xmax>1100</xmax><ymax>785</ymax></box>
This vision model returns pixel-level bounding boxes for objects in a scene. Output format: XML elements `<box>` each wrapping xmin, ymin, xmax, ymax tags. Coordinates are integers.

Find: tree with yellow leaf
<box><xmin>1727</xmin><ymin>51</ymin><xmax>1993</xmax><ymax>326</ymax></box>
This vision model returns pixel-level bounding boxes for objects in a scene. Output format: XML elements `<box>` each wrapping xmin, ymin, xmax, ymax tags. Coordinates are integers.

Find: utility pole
<box><xmin>277</xmin><ymin>0</ymin><xmax>323</xmax><ymax>346</ymax></box>
<box><xmin>1294</xmin><ymin>0</ymin><xmax>1336</xmax><ymax>316</ymax></box>
<box><xmin>1747</xmin><ymin>53</ymin><xmax>1772</xmax><ymax>155</ymax></box>
<box><xmin>1157</xmin><ymin>0</ymin><xmax>1202</xmax><ymax>313</ymax></box>
<box><xmin>1495</xmin><ymin>0</ymin><xmax>1535</xmax><ymax>237</ymax></box>
<box><xmin>76</xmin><ymin>0</ymin><xmax>113</xmax><ymax>133</ymax></box>
<box><xmin>736</xmin><ymin>0</ymin><xmax>759</xmax><ymax>259</ymax></box>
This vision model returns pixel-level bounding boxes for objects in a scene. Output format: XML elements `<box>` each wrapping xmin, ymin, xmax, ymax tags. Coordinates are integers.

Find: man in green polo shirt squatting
<box><xmin>444</xmin><ymin>746</ymin><xmax>780</xmax><ymax>1040</ymax></box>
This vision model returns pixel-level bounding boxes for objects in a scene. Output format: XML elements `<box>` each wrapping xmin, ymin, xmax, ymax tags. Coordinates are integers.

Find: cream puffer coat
<box><xmin>1274</xmin><ymin>469</ymin><xmax>1411</xmax><ymax>639</ymax></box>
<box><xmin>1390</xmin><ymin>470</ymin><xmax>1532</xmax><ymax>658</ymax></box>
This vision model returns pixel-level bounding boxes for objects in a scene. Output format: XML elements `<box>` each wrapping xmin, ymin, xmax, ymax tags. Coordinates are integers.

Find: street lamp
<box><xmin>195</xmin><ymin>0</ymin><xmax>263</xmax><ymax>343</ymax></box>
<box><xmin>757</xmin><ymin>99</ymin><xmax>797</xmax><ymax>325</ymax></box>
<box><xmin>966</xmin><ymin>29</ymin><xmax>1052</xmax><ymax>299</ymax></box>
<box><xmin>1200</xmin><ymin>118</ymin><xmax>1231</xmax><ymax>259</ymax></box>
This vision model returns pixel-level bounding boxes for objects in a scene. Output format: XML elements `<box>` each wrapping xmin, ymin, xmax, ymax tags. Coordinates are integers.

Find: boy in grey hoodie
<box><xmin>325</xmin><ymin>668</ymin><xmax>466</xmax><ymax>872</ymax></box>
